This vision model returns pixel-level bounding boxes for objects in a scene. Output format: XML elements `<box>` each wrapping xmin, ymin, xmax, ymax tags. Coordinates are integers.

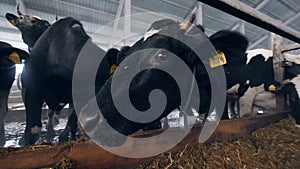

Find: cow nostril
<box><xmin>156</xmin><ymin>53</ymin><xmax>168</xmax><ymax>61</ymax></box>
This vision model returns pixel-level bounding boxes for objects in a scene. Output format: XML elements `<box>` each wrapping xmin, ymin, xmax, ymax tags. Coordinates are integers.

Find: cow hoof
<box><xmin>58</xmin><ymin>133</ymin><xmax>70</xmax><ymax>142</ymax></box>
<box><xmin>18</xmin><ymin>135</ymin><xmax>25</xmax><ymax>146</ymax></box>
<box><xmin>19</xmin><ymin>133</ymin><xmax>40</xmax><ymax>146</ymax></box>
<box><xmin>46</xmin><ymin>130</ymin><xmax>56</xmax><ymax>142</ymax></box>
<box><xmin>162</xmin><ymin>123</ymin><xmax>169</xmax><ymax>129</ymax></box>
<box><xmin>21</xmin><ymin>127</ymin><xmax>42</xmax><ymax>145</ymax></box>
<box><xmin>0</xmin><ymin>138</ymin><xmax>5</xmax><ymax>147</ymax></box>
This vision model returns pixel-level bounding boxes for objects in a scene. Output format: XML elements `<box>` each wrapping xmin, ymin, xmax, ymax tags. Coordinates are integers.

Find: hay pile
<box><xmin>136</xmin><ymin>118</ymin><xmax>300</xmax><ymax>169</ymax></box>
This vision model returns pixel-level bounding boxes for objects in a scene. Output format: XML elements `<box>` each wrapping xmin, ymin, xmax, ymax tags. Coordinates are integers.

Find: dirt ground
<box><xmin>136</xmin><ymin>118</ymin><xmax>300</xmax><ymax>169</ymax></box>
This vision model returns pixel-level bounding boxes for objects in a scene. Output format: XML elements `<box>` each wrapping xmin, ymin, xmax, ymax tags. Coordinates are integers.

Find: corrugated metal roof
<box><xmin>0</xmin><ymin>0</ymin><xmax>299</xmax><ymax>53</ymax></box>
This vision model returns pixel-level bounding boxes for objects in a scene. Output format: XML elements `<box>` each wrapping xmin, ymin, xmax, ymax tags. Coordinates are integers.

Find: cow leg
<box><xmin>162</xmin><ymin>117</ymin><xmax>169</xmax><ymax>129</ymax></box>
<box><xmin>227</xmin><ymin>101</ymin><xmax>233</xmax><ymax>119</ymax></box>
<box><xmin>23</xmin><ymin>84</ymin><xmax>44</xmax><ymax>145</ymax></box>
<box><xmin>59</xmin><ymin>103</ymin><xmax>78</xmax><ymax>141</ymax></box>
<box><xmin>235</xmin><ymin>100</ymin><xmax>240</xmax><ymax>118</ymax></box>
<box><xmin>58</xmin><ymin>112</ymin><xmax>77</xmax><ymax>141</ymax></box>
<box><xmin>221</xmin><ymin>101</ymin><xmax>229</xmax><ymax>120</ymax></box>
<box><xmin>0</xmin><ymin>91</ymin><xmax>9</xmax><ymax>147</ymax></box>
<box><xmin>46</xmin><ymin>109</ymin><xmax>56</xmax><ymax>141</ymax></box>
<box><xmin>229</xmin><ymin>101</ymin><xmax>239</xmax><ymax>119</ymax></box>
<box><xmin>68</xmin><ymin>111</ymin><xmax>78</xmax><ymax>140</ymax></box>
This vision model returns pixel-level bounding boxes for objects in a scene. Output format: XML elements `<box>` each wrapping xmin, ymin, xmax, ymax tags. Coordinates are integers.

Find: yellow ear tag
<box><xmin>10</xmin><ymin>19</ymin><xmax>17</xmax><ymax>26</ymax></box>
<box><xmin>9</xmin><ymin>52</ymin><xmax>21</xmax><ymax>64</ymax></box>
<box><xmin>110</xmin><ymin>64</ymin><xmax>118</xmax><ymax>75</ymax></box>
<box><xmin>209</xmin><ymin>50</ymin><xmax>227</xmax><ymax>68</ymax></box>
<box><xmin>268</xmin><ymin>84</ymin><xmax>276</xmax><ymax>91</ymax></box>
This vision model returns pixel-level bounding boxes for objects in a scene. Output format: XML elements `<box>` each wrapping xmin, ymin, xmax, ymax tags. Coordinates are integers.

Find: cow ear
<box><xmin>5</xmin><ymin>13</ymin><xmax>18</xmax><ymax>27</ymax></box>
<box><xmin>9</xmin><ymin>49</ymin><xmax>30</xmax><ymax>64</ymax></box>
<box><xmin>8</xmin><ymin>52</ymin><xmax>21</xmax><ymax>64</ymax></box>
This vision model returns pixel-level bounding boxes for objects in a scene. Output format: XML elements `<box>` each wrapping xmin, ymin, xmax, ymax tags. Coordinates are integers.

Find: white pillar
<box><xmin>124</xmin><ymin>0</ymin><xmax>131</xmax><ymax>45</ymax></box>
<box><xmin>195</xmin><ymin>2</ymin><xmax>203</xmax><ymax>25</ymax></box>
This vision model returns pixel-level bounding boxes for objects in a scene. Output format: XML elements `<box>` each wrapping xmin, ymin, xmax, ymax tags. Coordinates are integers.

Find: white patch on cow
<box><xmin>247</xmin><ymin>48</ymin><xmax>300</xmax><ymax>64</ymax></box>
<box><xmin>246</xmin><ymin>80</ymin><xmax>250</xmax><ymax>85</ymax></box>
<box><xmin>31</xmin><ymin>126</ymin><xmax>41</xmax><ymax>134</ymax></box>
<box><xmin>295</xmin><ymin>124</ymin><xmax>300</xmax><ymax>128</ymax></box>
<box><xmin>33</xmin><ymin>16</ymin><xmax>42</xmax><ymax>20</ymax></box>
<box><xmin>143</xmin><ymin>28</ymin><xmax>161</xmax><ymax>41</ymax></box>
<box><xmin>246</xmin><ymin>49</ymin><xmax>273</xmax><ymax>64</ymax></box>
<box><xmin>72</xmin><ymin>24</ymin><xmax>81</xmax><ymax>29</ymax></box>
<box><xmin>291</xmin><ymin>75</ymin><xmax>300</xmax><ymax>95</ymax></box>
<box><xmin>257</xmin><ymin>109</ymin><xmax>264</xmax><ymax>114</ymax></box>
<box><xmin>206</xmin><ymin>108</ymin><xmax>217</xmax><ymax>122</ymax></box>
<box><xmin>285</xmin><ymin>54</ymin><xmax>300</xmax><ymax>65</ymax></box>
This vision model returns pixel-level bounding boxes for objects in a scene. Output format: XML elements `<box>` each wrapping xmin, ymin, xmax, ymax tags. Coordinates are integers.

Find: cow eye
<box><xmin>20</xmin><ymin>16</ymin><xmax>24</xmax><ymax>20</ymax></box>
<box><xmin>31</xmin><ymin>20</ymin><xmax>36</xmax><ymax>24</ymax></box>
<box><xmin>156</xmin><ymin>53</ymin><xmax>168</xmax><ymax>61</ymax></box>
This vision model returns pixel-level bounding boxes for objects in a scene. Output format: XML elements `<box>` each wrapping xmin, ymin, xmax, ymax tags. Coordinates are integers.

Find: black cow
<box><xmin>6</xmin><ymin>7</ymin><xmax>92</xmax><ymax>142</ymax></box>
<box><xmin>0</xmin><ymin>41</ymin><xmax>29</xmax><ymax>146</ymax></box>
<box><xmin>78</xmin><ymin>17</ymin><xmax>249</xmax><ymax>146</ymax></box>
<box><xmin>13</xmin><ymin>14</ymin><xmax>122</xmax><ymax>145</ymax></box>
<box><xmin>5</xmin><ymin>9</ymin><xmax>68</xmax><ymax>141</ymax></box>
<box><xmin>19</xmin><ymin>17</ymin><xmax>90</xmax><ymax>145</ymax></box>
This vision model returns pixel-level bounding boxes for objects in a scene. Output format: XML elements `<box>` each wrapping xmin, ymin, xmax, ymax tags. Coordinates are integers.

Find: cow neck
<box><xmin>179</xmin><ymin>66</ymin><xmax>197</xmax><ymax>112</ymax></box>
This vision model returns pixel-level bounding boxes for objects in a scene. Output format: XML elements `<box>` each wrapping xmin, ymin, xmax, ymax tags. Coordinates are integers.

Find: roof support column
<box><xmin>238</xmin><ymin>20</ymin><xmax>245</xmax><ymax>35</ymax></box>
<box><xmin>124</xmin><ymin>0</ymin><xmax>131</xmax><ymax>45</ymax></box>
<box><xmin>195</xmin><ymin>2</ymin><xmax>203</xmax><ymax>25</ymax></box>
<box><xmin>272</xmin><ymin>33</ymin><xmax>286</xmax><ymax>112</ymax></box>
<box><xmin>109</xmin><ymin>0</ymin><xmax>125</xmax><ymax>48</ymax></box>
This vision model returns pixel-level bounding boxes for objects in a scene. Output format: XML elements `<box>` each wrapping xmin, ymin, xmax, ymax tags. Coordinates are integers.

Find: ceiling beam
<box><xmin>249</xmin><ymin>9</ymin><xmax>300</xmax><ymax>50</ymax></box>
<box><xmin>161</xmin><ymin>0</ymin><xmax>191</xmax><ymax>11</ymax></box>
<box><xmin>198</xmin><ymin>0</ymin><xmax>300</xmax><ymax>43</ymax></box>
<box><xmin>230</xmin><ymin>20</ymin><xmax>245</xmax><ymax>34</ymax></box>
<box><xmin>248</xmin><ymin>35</ymin><xmax>268</xmax><ymax>49</ymax></box>
<box><xmin>284</xmin><ymin>12</ymin><xmax>300</xmax><ymax>25</ymax></box>
<box><xmin>110</xmin><ymin>0</ymin><xmax>182</xmax><ymax>21</ymax></box>
<box><xmin>281</xmin><ymin>43</ymin><xmax>300</xmax><ymax>53</ymax></box>
<box><xmin>255</xmin><ymin>0</ymin><xmax>270</xmax><ymax>10</ymax></box>
<box><xmin>230</xmin><ymin>21</ymin><xmax>240</xmax><ymax>30</ymax></box>
<box><xmin>53</xmin><ymin>0</ymin><xmax>115</xmax><ymax>17</ymax></box>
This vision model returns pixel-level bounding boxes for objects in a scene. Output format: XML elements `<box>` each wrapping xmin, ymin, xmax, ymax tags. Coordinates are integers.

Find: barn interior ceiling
<box><xmin>0</xmin><ymin>0</ymin><xmax>299</xmax><ymax>54</ymax></box>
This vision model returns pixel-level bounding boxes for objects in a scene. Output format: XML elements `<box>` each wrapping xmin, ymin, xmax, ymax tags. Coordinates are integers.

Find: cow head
<box><xmin>86</xmin><ymin>16</ymin><xmax>213</xmax><ymax>147</ymax></box>
<box><xmin>209</xmin><ymin>30</ymin><xmax>249</xmax><ymax>89</ymax></box>
<box><xmin>5</xmin><ymin>4</ymin><xmax>50</xmax><ymax>47</ymax></box>
<box><xmin>244</xmin><ymin>54</ymin><xmax>282</xmax><ymax>93</ymax></box>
